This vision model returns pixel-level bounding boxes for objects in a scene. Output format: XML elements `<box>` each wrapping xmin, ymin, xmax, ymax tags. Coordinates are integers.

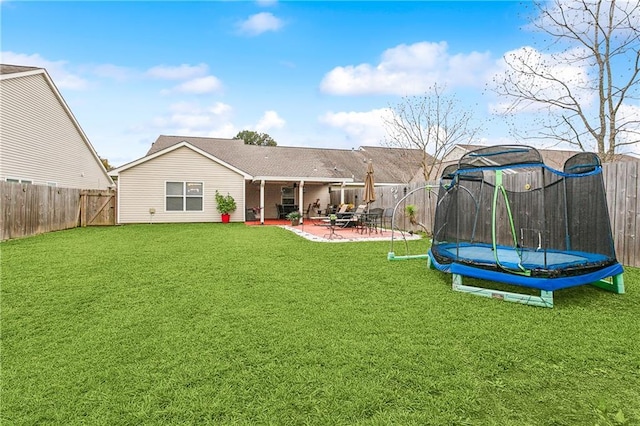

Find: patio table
<box><xmin>358</xmin><ymin>212</ymin><xmax>383</xmax><ymax>235</ymax></box>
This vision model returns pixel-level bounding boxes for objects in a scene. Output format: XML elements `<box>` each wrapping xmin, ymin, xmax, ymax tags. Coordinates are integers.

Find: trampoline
<box><xmin>428</xmin><ymin>145</ymin><xmax>624</xmax><ymax>307</ymax></box>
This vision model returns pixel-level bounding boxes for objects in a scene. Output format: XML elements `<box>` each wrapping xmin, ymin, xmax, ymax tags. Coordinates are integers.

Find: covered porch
<box><xmin>244</xmin><ymin>177</ymin><xmax>355</xmax><ymax>224</ymax></box>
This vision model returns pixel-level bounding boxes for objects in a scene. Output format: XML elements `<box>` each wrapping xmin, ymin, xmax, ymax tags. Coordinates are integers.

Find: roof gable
<box><xmin>0</xmin><ymin>63</ymin><xmax>114</xmax><ymax>187</ymax></box>
<box><xmin>111</xmin><ymin>141</ymin><xmax>252</xmax><ymax>178</ymax></box>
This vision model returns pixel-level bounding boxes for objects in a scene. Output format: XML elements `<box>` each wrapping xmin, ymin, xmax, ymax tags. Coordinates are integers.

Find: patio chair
<box><xmin>335</xmin><ymin>204</ymin><xmax>351</xmax><ymax>219</ymax></box>
<box><xmin>382</xmin><ymin>207</ymin><xmax>394</xmax><ymax>229</ymax></box>
<box><xmin>365</xmin><ymin>207</ymin><xmax>384</xmax><ymax>234</ymax></box>
<box><xmin>276</xmin><ymin>203</ymin><xmax>286</xmax><ymax>219</ymax></box>
<box><xmin>340</xmin><ymin>204</ymin><xmax>366</xmax><ymax>230</ymax></box>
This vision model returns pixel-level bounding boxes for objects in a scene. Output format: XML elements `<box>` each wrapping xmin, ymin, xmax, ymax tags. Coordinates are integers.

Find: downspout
<box><xmin>260</xmin><ymin>180</ymin><xmax>265</xmax><ymax>225</ymax></box>
<box><xmin>299</xmin><ymin>180</ymin><xmax>305</xmax><ymax>224</ymax></box>
<box><xmin>116</xmin><ymin>174</ymin><xmax>121</xmax><ymax>225</ymax></box>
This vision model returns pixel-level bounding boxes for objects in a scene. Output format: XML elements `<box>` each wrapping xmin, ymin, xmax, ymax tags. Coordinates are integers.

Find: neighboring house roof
<box><xmin>0</xmin><ymin>64</ymin><xmax>41</xmax><ymax>75</ymax></box>
<box><xmin>0</xmin><ymin>63</ymin><xmax>114</xmax><ymax>188</ymax></box>
<box><xmin>436</xmin><ymin>143</ymin><xmax>638</xmax><ymax>179</ymax></box>
<box><xmin>135</xmin><ymin>135</ymin><xmax>426</xmax><ymax>184</ymax></box>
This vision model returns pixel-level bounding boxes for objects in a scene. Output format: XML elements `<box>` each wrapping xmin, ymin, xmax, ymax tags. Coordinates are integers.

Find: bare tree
<box><xmin>383</xmin><ymin>84</ymin><xmax>481</xmax><ymax>181</ymax></box>
<box><xmin>494</xmin><ymin>0</ymin><xmax>640</xmax><ymax>161</ymax></box>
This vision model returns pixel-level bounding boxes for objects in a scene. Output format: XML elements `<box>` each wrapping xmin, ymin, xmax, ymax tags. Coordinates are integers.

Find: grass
<box><xmin>1</xmin><ymin>223</ymin><xmax>639</xmax><ymax>425</ymax></box>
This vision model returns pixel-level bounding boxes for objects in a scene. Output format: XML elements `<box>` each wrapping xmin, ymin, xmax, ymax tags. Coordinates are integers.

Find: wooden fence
<box><xmin>338</xmin><ymin>161</ymin><xmax>640</xmax><ymax>268</ymax></box>
<box><xmin>4</xmin><ymin>162</ymin><xmax>640</xmax><ymax>267</ymax></box>
<box><xmin>1</xmin><ymin>182</ymin><xmax>116</xmax><ymax>241</ymax></box>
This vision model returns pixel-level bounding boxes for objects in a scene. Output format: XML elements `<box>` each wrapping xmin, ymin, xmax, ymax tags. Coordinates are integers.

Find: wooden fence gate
<box><xmin>79</xmin><ymin>190</ymin><xmax>116</xmax><ymax>227</ymax></box>
<box><xmin>1</xmin><ymin>183</ymin><xmax>116</xmax><ymax>240</ymax></box>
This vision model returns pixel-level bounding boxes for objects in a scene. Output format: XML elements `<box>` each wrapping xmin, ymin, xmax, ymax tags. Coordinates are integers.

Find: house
<box><xmin>430</xmin><ymin>143</ymin><xmax>638</xmax><ymax>180</ymax></box>
<box><xmin>0</xmin><ymin>64</ymin><xmax>113</xmax><ymax>189</ymax></box>
<box><xmin>108</xmin><ymin>135</ymin><xmax>427</xmax><ymax>224</ymax></box>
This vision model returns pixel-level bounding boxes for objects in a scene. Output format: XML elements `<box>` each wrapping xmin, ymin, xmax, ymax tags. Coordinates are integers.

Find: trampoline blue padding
<box><xmin>434</xmin><ymin>242</ymin><xmax>610</xmax><ymax>271</ymax></box>
<box><xmin>428</xmin><ymin>249</ymin><xmax>624</xmax><ymax>291</ymax></box>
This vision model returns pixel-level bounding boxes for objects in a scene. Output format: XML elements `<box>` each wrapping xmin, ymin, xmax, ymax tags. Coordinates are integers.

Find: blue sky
<box><xmin>2</xmin><ymin>1</ymin><xmax>546</xmax><ymax>166</ymax></box>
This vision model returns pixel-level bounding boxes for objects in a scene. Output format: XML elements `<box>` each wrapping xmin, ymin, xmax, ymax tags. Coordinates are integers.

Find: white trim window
<box><xmin>166</xmin><ymin>181</ymin><xmax>203</xmax><ymax>212</ymax></box>
<box><xmin>6</xmin><ymin>177</ymin><xmax>32</xmax><ymax>184</ymax></box>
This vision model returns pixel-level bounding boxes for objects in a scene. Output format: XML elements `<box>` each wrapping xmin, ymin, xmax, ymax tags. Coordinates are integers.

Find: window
<box><xmin>166</xmin><ymin>181</ymin><xmax>203</xmax><ymax>211</ymax></box>
<box><xmin>6</xmin><ymin>177</ymin><xmax>32</xmax><ymax>184</ymax></box>
<box><xmin>281</xmin><ymin>186</ymin><xmax>295</xmax><ymax>205</ymax></box>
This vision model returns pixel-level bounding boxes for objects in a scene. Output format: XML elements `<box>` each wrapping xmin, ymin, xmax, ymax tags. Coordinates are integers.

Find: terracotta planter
<box><xmin>291</xmin><ymin>218</ymin><xmax>300</xmax><ymax>226</ymax></box>
<box><xmin>221</xmin><ymin>213</ymin><xmax>230</xmax><ymax>223</ymax></box>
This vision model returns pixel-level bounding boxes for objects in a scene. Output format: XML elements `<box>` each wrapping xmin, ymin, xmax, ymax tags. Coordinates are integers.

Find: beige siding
<box><xmin>0</xmin><ymin>73</ymin><xmax>112</xmax><ymax>189</ymax></box>
<box><xmin>118</xmin><ymin>146</ymin><xmax>245</xmax><ymax>223</ymax></box>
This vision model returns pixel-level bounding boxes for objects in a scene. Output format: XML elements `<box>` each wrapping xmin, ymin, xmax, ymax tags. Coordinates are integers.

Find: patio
<box><xmin>246</xmin><ymin>219</ymin><xmax>422</xmax><ymax>243</ymax></box>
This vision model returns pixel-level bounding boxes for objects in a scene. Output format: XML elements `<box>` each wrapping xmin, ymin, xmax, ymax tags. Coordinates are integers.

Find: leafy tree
<box><xmin>100</xmin><ymin>157</ymin><xmax>113</xmax><ymax>171</ymax></box>
<box><xmin>493</xmin><ymin>0</ymin><xmax>640</xmax><ymax>161</ymax></box>
<box><xmin>383</xmin><ymin>84</ymin><xmax>481</xmax><ymax>181</ymax></box>
<box><xmin>235</xmin><ymin>130</ymin><xmax>277</xmax><ymax>146</ymax></box>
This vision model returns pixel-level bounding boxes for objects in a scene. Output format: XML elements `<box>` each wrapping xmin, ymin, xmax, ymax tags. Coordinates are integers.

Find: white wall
<box><xmin>117</xmin><ymin>146</ymin><xmax>245</xmax><ymax>223</ymax></box>
<box><xmin>0</xmin><ymin>72</ymin><xmax>112</xmax><ymax>189</ymax></box>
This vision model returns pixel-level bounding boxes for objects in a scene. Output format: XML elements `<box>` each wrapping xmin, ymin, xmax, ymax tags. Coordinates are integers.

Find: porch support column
<box><xmin>260</xmin><ymin>180</ymin><xmax>265</xmax><ymax>225</ymax></box>
<box><xmin>340</xmin><ymin>183</ymin><xmax>345</xmax><ymax>205</ymax></box>
<box><xmin>299</xmin><ymin>180</ymin><xmax>305</xmax><ymax>224</ymax></box>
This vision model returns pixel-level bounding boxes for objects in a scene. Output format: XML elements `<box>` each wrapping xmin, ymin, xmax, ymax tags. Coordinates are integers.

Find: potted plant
<box><xmin>215</xmin><ymin>190</ymin><xmax>237</xmax><ymax>223</ymax></box>
<box><xmin>286</xmin><ymin>210</ymin><xmax>302</xmax><ymax>226</ymax></box>
<box><xmin>405</xmin><ymin>204</ymin><xmax>418</xmax><ymax>225</ymax></box>
<box><xmin>329</xmin><ymin>213</ymin><xmax>337</xmax><ymax>225</ymax></box>
<box><xmin>405</xmin><ymin>204</ymin><xmax>430</xmax><ymax>236</ymax></box>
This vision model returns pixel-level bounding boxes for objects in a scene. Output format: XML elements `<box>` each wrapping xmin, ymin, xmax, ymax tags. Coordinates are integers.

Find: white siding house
<box><xmin>110</xmin><ymin>135</ymin><xmax>431</xmax><ymax>224</ymax></box>
<box><xmin>115</xmin><ymin>142</ymin><xmax>249</xmax><ymax>224</ymax></box>
<box><xmin>0</xmin><ymin>64</ymin><xmax>113</xmax><ymax>189</ymax></box>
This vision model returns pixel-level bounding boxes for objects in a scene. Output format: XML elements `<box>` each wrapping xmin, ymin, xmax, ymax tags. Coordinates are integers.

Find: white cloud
<box><xmin>209</xmin><ymin>102</ymin><xmax>233</xmax><ymax>116</ymax></box>
<box><xmin>616</xmin><ymin>103</ymin><xmax>640</xmax><ymax>149</ymax></box>
<box><xmin>92</xmin><ymin>64</ymin><xmax>134</xmax><ymax>81</ymax></box>
<box><xmin>1</xmin><ymin>51</ymin><xmax>89</xmax><ymax>90</ymax></box>
<box><xmin>319</xmin><ymin>108</ymin><xmax>391</xmax><ymax>145</ymax></box>
<box><xmin>146</xmin><ymin>63</ymin><xmax>209</xmax><ymax>80</ymax></box>
<box><xmin>490</xmin><ymin>46</ymin><xmax>593</xmax><ymax>115</ymax></box>
<box><xmin>238</xmin><ymin>12</ymin><xmax>283</xmax><ymax>36</ymax></box>
<box><xmin>150</xmin><ymin>101</ymin><xmax>236</xmax><ymax>138</ymax></box>
<box><xmin>255</xmin><ymin>110</ymin><xmax>285</xmax><ymax>132</ymax></box>
<box><xmin>320</xmin><ymin>41</ymin><xmax>493</xmax><ymax>96</ymax></box>
<box><xmin>529</xmin><ymin>0</ymin><xmax>640</xmax><ymax>36</ymax></box>
<box><xmin>169</xmin><ymin>76</ymin><xmax>222</xmax><ymax>94</ymax></box>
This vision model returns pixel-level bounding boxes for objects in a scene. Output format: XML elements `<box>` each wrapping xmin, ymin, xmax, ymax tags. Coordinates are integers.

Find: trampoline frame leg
<box><xmin>591</xmin><ymin>273</ymin><xmax>625</xmax><ymax>294</ymax></box>
<box><xmin>452</xmin><ymin>274</ymin><xmax>554</xmax><ymax>308</ymax></box>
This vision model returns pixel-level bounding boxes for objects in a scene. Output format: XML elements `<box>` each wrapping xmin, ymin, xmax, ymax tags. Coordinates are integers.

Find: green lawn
<box><xmin>1</xmin><ymin>223</ymin><xmax>638</xmax><ymax>425</ymax></box>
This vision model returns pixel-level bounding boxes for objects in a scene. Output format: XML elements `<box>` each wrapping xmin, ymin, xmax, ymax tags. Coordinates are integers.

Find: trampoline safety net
<box><xmin>431</xmin><ymin>145</ymin><xmax>618</xmax><ymax>278</ymax></box>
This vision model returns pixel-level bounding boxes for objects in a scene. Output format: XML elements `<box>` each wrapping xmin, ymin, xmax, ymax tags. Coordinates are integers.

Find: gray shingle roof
<box><xmin>146</xmin><ymin>135</ymin><xmax>428</xmax><ymax>184</ymax></box>
<box><xmin>0</xmin><ymin>64</ymin><xmax>42</xmax><ymax>75</ymax></box>
<box><xmin>454</xmin><ymin>143</ymin><xmax>636</xmax><ymax>170</ymax></box>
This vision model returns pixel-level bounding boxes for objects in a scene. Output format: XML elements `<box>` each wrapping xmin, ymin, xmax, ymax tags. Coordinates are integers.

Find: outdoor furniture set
<box><xmin>309</xmin><ymin>204</ymin><xmax>384</xmax><ymax>239</ymax></box>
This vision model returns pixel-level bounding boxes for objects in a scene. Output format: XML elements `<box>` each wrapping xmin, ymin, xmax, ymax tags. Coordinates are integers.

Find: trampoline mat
<box><xmin>435</xmin><ymin>243</ymin><xmax>610</xmax><ymax>271</ymax></box>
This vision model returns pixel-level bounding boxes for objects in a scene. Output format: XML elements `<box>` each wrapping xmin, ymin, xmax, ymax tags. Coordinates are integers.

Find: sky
<box><xmin>0</xmin><ymin>0</ymin><xmax>615</xmax><ymax>167</ymax></box>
